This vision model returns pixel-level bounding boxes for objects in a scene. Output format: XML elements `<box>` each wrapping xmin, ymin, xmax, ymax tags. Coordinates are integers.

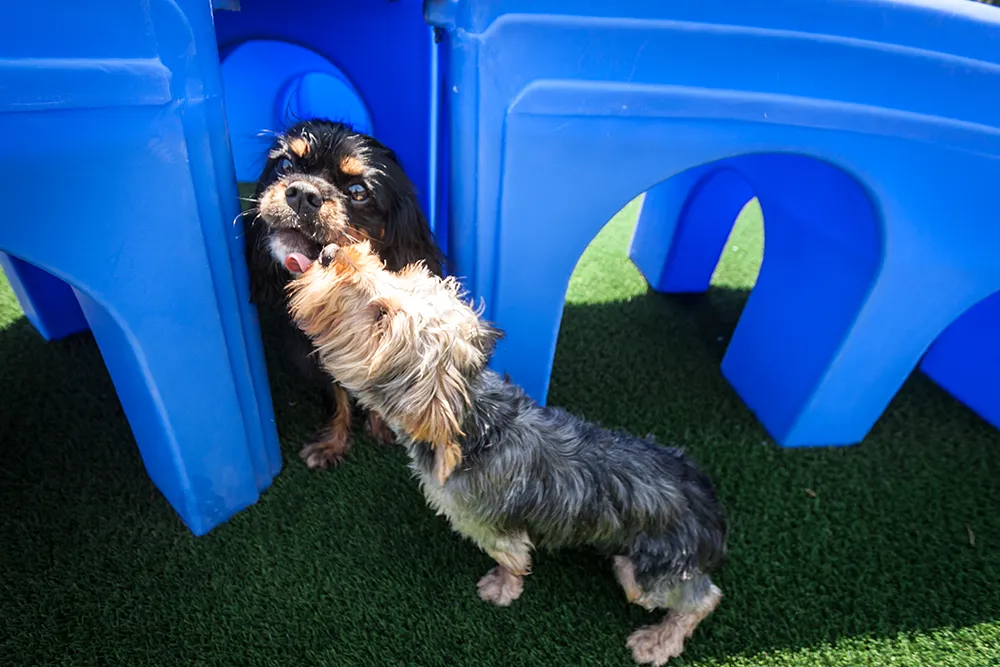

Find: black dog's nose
<box><xmin>285</xmin><ymin>181</ymin><xmax>323</xmax><ymax>217</ymax></box>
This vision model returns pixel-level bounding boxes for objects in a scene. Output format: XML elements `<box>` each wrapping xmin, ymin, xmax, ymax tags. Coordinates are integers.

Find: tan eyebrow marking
<box><xmin>340</xmin><ymin>155</ymin><xmax>366</xmax><ymax>176</ymax></box>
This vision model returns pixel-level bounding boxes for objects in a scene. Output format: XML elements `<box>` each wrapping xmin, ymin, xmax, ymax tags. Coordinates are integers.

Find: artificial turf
<box><xmin>2</xmin><ymin>200</ymin><xmax>1000</xmax><ymax>666</ymax></box>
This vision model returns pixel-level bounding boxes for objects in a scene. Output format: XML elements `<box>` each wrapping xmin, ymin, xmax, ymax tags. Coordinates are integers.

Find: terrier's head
<box><xmin>286</xmin><ymin>241</ymin><xmax>501</xmax><ymax>482</ymax></box>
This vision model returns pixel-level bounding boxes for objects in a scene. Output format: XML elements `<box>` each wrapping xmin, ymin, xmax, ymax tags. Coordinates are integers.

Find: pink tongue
<box><xmin>284</xmin><ymin>253</ymin><xmax>314</xmax><ymax>274</ymax></box>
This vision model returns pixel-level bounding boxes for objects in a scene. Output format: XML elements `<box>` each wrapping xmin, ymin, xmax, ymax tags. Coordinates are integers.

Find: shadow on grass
<box><xmin>1</xmin><ymin>279</ymin><xmax>999</xmax><ymax>666</ymax></box>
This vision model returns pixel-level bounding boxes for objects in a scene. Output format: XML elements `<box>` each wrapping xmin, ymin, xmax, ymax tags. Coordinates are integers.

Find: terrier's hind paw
<box><xmin>476</xmin><ymin>566</ymin><xmax>524</xmax><ymax>607</ymax></box>
<box><xmin>626</xmin><ymin>619</ymin><xmax>687</xmax><ymax>666</ymax></box>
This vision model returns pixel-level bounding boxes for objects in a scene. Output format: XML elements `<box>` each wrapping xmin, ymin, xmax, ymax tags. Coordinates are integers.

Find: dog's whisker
<box><xmin>237</xmin><ymin>208</ymin><xmax>263</xmax><ymax>228</ymax></box>
<box><xmin>340</xmin><ymin>231</ymin><xmax>365</xmax><ymax>246</ymax></box>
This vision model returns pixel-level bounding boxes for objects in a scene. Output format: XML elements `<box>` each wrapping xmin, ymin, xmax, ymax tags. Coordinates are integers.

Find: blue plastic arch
<box><xmin>220</xmin><ymin>39</ymin><xmax>374</xmax><ymax>182</ymax></box>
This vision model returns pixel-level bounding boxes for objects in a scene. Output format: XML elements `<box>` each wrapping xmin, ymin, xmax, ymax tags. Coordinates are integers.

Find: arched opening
<box><xmin>549</xmin><ymin>152</ymin><xmax>888</xmax><ymax>446</ymax></box>
<box><xmin>550</xmin><ymin>189</ymin><xmax>763</xmax><ymax>423</ymax></box>
<box><xmin>710</xmin><ymin>197</ymin><xmax>765</xmax><ymax>292</ymax></box>
<box><xmin>219</xmin><ymin>39</ymin><xmax>375</xmax><ymax>183</ymax></box>
<box><xmin>921</xmin><ymin>288</ymin><xmax>1000</xmax><ymax>431</ymax></box>
<box><xmin>0</xmin><ymin>252</ymin><xmax>89</xmax><ymax>341</ymax></box>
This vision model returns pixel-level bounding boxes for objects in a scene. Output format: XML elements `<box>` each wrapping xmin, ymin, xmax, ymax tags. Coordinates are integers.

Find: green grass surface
<box><xmin>3</xmin><ymin>201</ymin><xmax>1000</xmax><ymax>666</ymax></box>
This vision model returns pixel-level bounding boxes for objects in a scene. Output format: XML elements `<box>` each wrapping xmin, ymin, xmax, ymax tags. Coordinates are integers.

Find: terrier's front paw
<box><xmin>318</xmin><ymin>244</ymin><xmax>340</xmax><ymax>268</ymax></box>
<box><xmin>299</xmin><ymin>426</ymin><xmax>352</xmax><ymax>470</ymax></box>
<box><xmin>364</xmin><ymin>412</ymin><xmax>397</xmax><ymax>446</ymax></box>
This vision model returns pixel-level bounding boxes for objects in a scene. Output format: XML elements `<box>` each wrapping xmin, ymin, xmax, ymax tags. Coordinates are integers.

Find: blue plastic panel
<box><xmin>427</xmin><ymin>0</ymin><xmax>1000</xmax><ymax>446</ymax></box>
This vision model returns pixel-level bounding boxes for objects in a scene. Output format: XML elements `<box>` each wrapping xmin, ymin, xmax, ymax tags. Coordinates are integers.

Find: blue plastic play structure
<box><xmin>426</xmin><ymin>0</ymin><xmax>1000</xmax><ymax>446</ymax></box>
<box><xmin>4</xmin><ymin>0</ymin><xmax>1000</xmax><ymax>537</ymax></box>
<box><xmin>0</xmin><ymin>0</ymin><xmax>281</xmax><ymax>535</ymax></box>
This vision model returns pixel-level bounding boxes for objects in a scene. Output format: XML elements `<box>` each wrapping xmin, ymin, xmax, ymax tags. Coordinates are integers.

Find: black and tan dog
<box><xmin>244</xmin><ymin>119</ymin><xmax>442</xmax><ymax>469</ymax></box>
<box><xmin>286</xmin><ymin>241</ymin><xmax>729</xmax><ymax>665</ymax></box>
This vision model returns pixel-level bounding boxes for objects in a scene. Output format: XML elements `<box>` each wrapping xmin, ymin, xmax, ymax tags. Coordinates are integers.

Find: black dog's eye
<box><xmin>347</xmin><ymin>183</ymin><xmax>368</xmax><ymax>203</ymax></box>
<box><xmin>275</xmin><ymin>158</ymin><xmax>293</xmax><ymax>175</ymax></box>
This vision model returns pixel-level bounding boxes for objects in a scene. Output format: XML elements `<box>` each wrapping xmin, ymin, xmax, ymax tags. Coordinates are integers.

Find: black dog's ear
<box><xmin>377</xmin><ymin>162</ymin><xmax>447</xmax><ymax>276</ymax></box>
<box><xmin>380</xmin><ymin>191</ymin><xmax>446</xmax><ymax>276</ymax></box>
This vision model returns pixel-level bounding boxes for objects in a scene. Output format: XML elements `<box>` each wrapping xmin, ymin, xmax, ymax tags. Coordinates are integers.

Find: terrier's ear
<box><xmin>403</xmin><ymin>371</ymin><xmax>469</xmax><ymax>484</ymax></box>
<box><xmin>370</xmin><ymin>295</ymin><xmax>403</xmax><ymax>325</ymax></box>
<box><xmin>474</xmin><ymin>321</ymin><xmax>504</xmax><ymax>361</ymax></box>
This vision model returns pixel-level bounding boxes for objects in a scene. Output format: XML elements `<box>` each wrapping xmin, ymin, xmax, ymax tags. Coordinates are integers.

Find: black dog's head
<box><xmin>244</xmin><ymin>119</ymin><xmax>442</xmax><ymax>306</ymax></box>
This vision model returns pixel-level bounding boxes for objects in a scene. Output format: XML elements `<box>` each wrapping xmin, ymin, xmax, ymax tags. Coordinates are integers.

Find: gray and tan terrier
<box><xmin>286</xmin><ymin>241</ymin><xmax>728</xmax><ymax>665</ymax></box>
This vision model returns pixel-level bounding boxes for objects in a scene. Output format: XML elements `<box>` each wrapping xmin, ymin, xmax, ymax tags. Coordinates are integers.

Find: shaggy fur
<box><xmin>286</xmin><ymin>242</ymin><xmax>729</xmax><ymax>665</ymax></box>
<box><xmin>243</xmin><ymin>119</ymin><xmax>442</xmax><ymax>469</ymax></box>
